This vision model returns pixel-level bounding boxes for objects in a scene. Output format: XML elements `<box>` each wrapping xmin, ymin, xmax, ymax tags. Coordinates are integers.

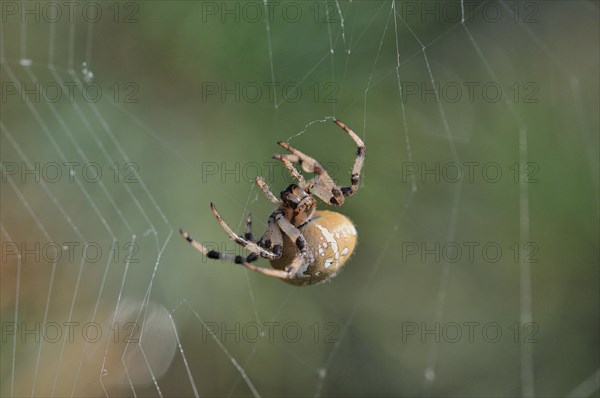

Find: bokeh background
<box><xmin>1</xmin><ymin>1</ymin><xmax>598</xmax><ymax>397</ymax></box>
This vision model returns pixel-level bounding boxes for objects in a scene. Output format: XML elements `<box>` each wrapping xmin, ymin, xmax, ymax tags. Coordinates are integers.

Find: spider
<box><xmin>180</xmin><ymin>119</ymin><xmax>365</xmax><ymax>286</ymax></box>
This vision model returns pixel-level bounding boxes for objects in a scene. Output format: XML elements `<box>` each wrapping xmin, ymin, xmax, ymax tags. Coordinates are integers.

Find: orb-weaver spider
<box><xmin>180</xmin><ymin>119</ymin><xmax>365</xmax><ymax>285</ymax></box>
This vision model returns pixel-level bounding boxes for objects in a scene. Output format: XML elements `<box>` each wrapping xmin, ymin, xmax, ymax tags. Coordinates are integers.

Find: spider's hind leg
<box><xmin>243</xmin><ymin>213</ymin><xmax>260</xmax><ymax>262</ymax></box>
<box><xmin>210</xmin><ymin>203</ymin><xmax>281</xmax><ymax>260</ymax></box>
<box><xmin>256</xmin><ymin>215</ymin><xmax>284</xmax><ymax>259</ymax></box>
<box><xmin>244</xmin><ymin>213</ymin><xmax>254</xmax><ymax>242</ymax></box>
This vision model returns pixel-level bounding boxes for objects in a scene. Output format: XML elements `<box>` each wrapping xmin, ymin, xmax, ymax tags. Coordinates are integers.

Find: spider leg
<box><xmin>180</xmin><ymin>229</ymin><xmax>291</xmax><ymax>278</ymax></box>
<box><xmin>276</xmin><ymin>154</ymin><xmax>314</xmax><ymax>191</ymax></box>
<box><xmin>244</xmin><ymin>213</ymin><xmax>254</xmax><ymax>242</ymax></box>
<box><xmin>210</xmin><ymin>203</ymin><xmax>281</xmax><ymax>259</ymax></box>
<box><xmin>333</xmin><ymin>119</ymin><xmax>366</xmax><ymax>197</ymax></box>
<box><xmin>272</xmin><ymin>154</ymin><xmax>306</xmax><ymax>186</ymax></box>
<box><xmin>277</xmin><ymin>140</ymin><xmax>344</xmax><ymax>206</ymax></box>
<box><xmin>281</xmin><ymin>154</ymin><xmax>300</xmax><ymax>163</ymax></box>
<box><xmin>255</xmin><ymin>176</ymin><xmax>280</xmax><ymax>204</ymax></box>
<box><xmin>241</xmin><ymin>214</ymin><xmax>259</xmax><ymax>262</ymax></box>
<box><xmin>275</xmin><ymin>213</ymin><xmax>308</xmax><ymax>275</ymax></box>
<box><xmin>277</xmin><ymin>140</ymin><xmax>321</xmax><ymax>173</ymax></box>
<box><xmin>257</xmin><ymin>215</ymin><xmax>284</xmax><ymax>258</ymax></box>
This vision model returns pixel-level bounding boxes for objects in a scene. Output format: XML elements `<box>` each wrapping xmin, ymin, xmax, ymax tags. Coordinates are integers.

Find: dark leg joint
<box><xmin>234</xmin><ymin>255</ymin><xmax>244</xmax><ymax>264</ymax></box>
<box><xmin>357</xmin><ymin>146</ymin><xmax>366</xmax><ymax>156</ymax></box>
<box><xmin>180</xmin><ymin>229</ymin><xmax>193</xmax><ymax>242</ymax></box>
<box><xmin>341</xmin><ymin>187</ymin><xmax>354</xmax><ymax>196</ymax></box>
<box><xmin>246</xmin><ymin>253</ymin><xmax>259</xmax><ymax>262</ymax></box>
<box><xmin>295</xmin><ymin>238</ymin><xmax>306</xmax><ymax>251</ymax></box>
<box><xmin>273</xmin><ymin>244</ymin><xmax>283</xmax><ymax>256</ymax></box>
<box><xmin>207</xmin><ymin>250</ymin><xmax>221</xmax><ymax>259</ymax></box>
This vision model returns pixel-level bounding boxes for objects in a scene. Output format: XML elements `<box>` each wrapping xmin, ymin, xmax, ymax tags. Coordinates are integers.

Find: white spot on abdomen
<box><xmin>324</xmin><ymin>258</ymin><xmax>334</xmax><ymax>268</ymax></box>
<box><xmin>316</xmin><ymin>224</ymin><xmax>339</xmax><ymax>262</ymax></box>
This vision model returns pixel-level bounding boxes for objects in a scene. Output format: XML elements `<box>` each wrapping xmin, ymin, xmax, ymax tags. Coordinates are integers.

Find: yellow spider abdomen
<box><xmin>270</xmin><ymin>210</ymin><xmax>357</xmax><ymax>286</ymax></box>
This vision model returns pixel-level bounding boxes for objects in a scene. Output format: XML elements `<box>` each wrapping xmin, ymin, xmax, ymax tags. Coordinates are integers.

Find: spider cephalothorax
<box><xmin>279</xmin><ymin>183</ymin><xmax>317</xmax><ymax>226</ymax></box>
<box><xmin>180</xmin><ymin>119</ymin><xmax>365</xmax><ymax>285</ymax></box>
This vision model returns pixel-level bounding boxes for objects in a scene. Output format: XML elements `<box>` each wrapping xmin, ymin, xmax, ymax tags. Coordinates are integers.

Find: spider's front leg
<box><xmin>276</xmin><ymin>140</ymin><xmax>343</xmax><ymax>205</ymax></box>
<box><xmin>256</xmin><ymin>176</ymin><xmax>280</xmax><ymax>204</ymax></box>
<box><xmin>273</xmin><ymin>154</ymin><xmax>306</xmax><ymax>187</ymax></box>
<box><xmin>333</xmin><ymin>119</ymin><xmax>366</xmax><ymax>197</ymax></box>
<box><xmin>277</xmin><ymin>119</ymin><xmax>365</xmax><ymax>204</ymax></box>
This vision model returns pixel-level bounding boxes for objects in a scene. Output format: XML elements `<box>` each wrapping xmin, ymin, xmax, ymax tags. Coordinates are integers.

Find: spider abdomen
<box><xmin>270</xmin><ymin>210</ymin><xmax>357</xmax><ymax>286</ymax></box>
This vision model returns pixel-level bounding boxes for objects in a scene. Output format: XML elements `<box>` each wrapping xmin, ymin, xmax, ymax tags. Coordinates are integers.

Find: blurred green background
<box><xmin>1</xmin><ymin>1</ymin><xmax>598</xmax><ymax>397</ymax></box>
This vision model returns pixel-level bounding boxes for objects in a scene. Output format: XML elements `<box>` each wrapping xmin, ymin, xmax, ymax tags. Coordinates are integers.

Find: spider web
<box><xmin>1</xmin><ymin>1</ymin><xmax>599</xmax><ymax>397</ymax></box>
